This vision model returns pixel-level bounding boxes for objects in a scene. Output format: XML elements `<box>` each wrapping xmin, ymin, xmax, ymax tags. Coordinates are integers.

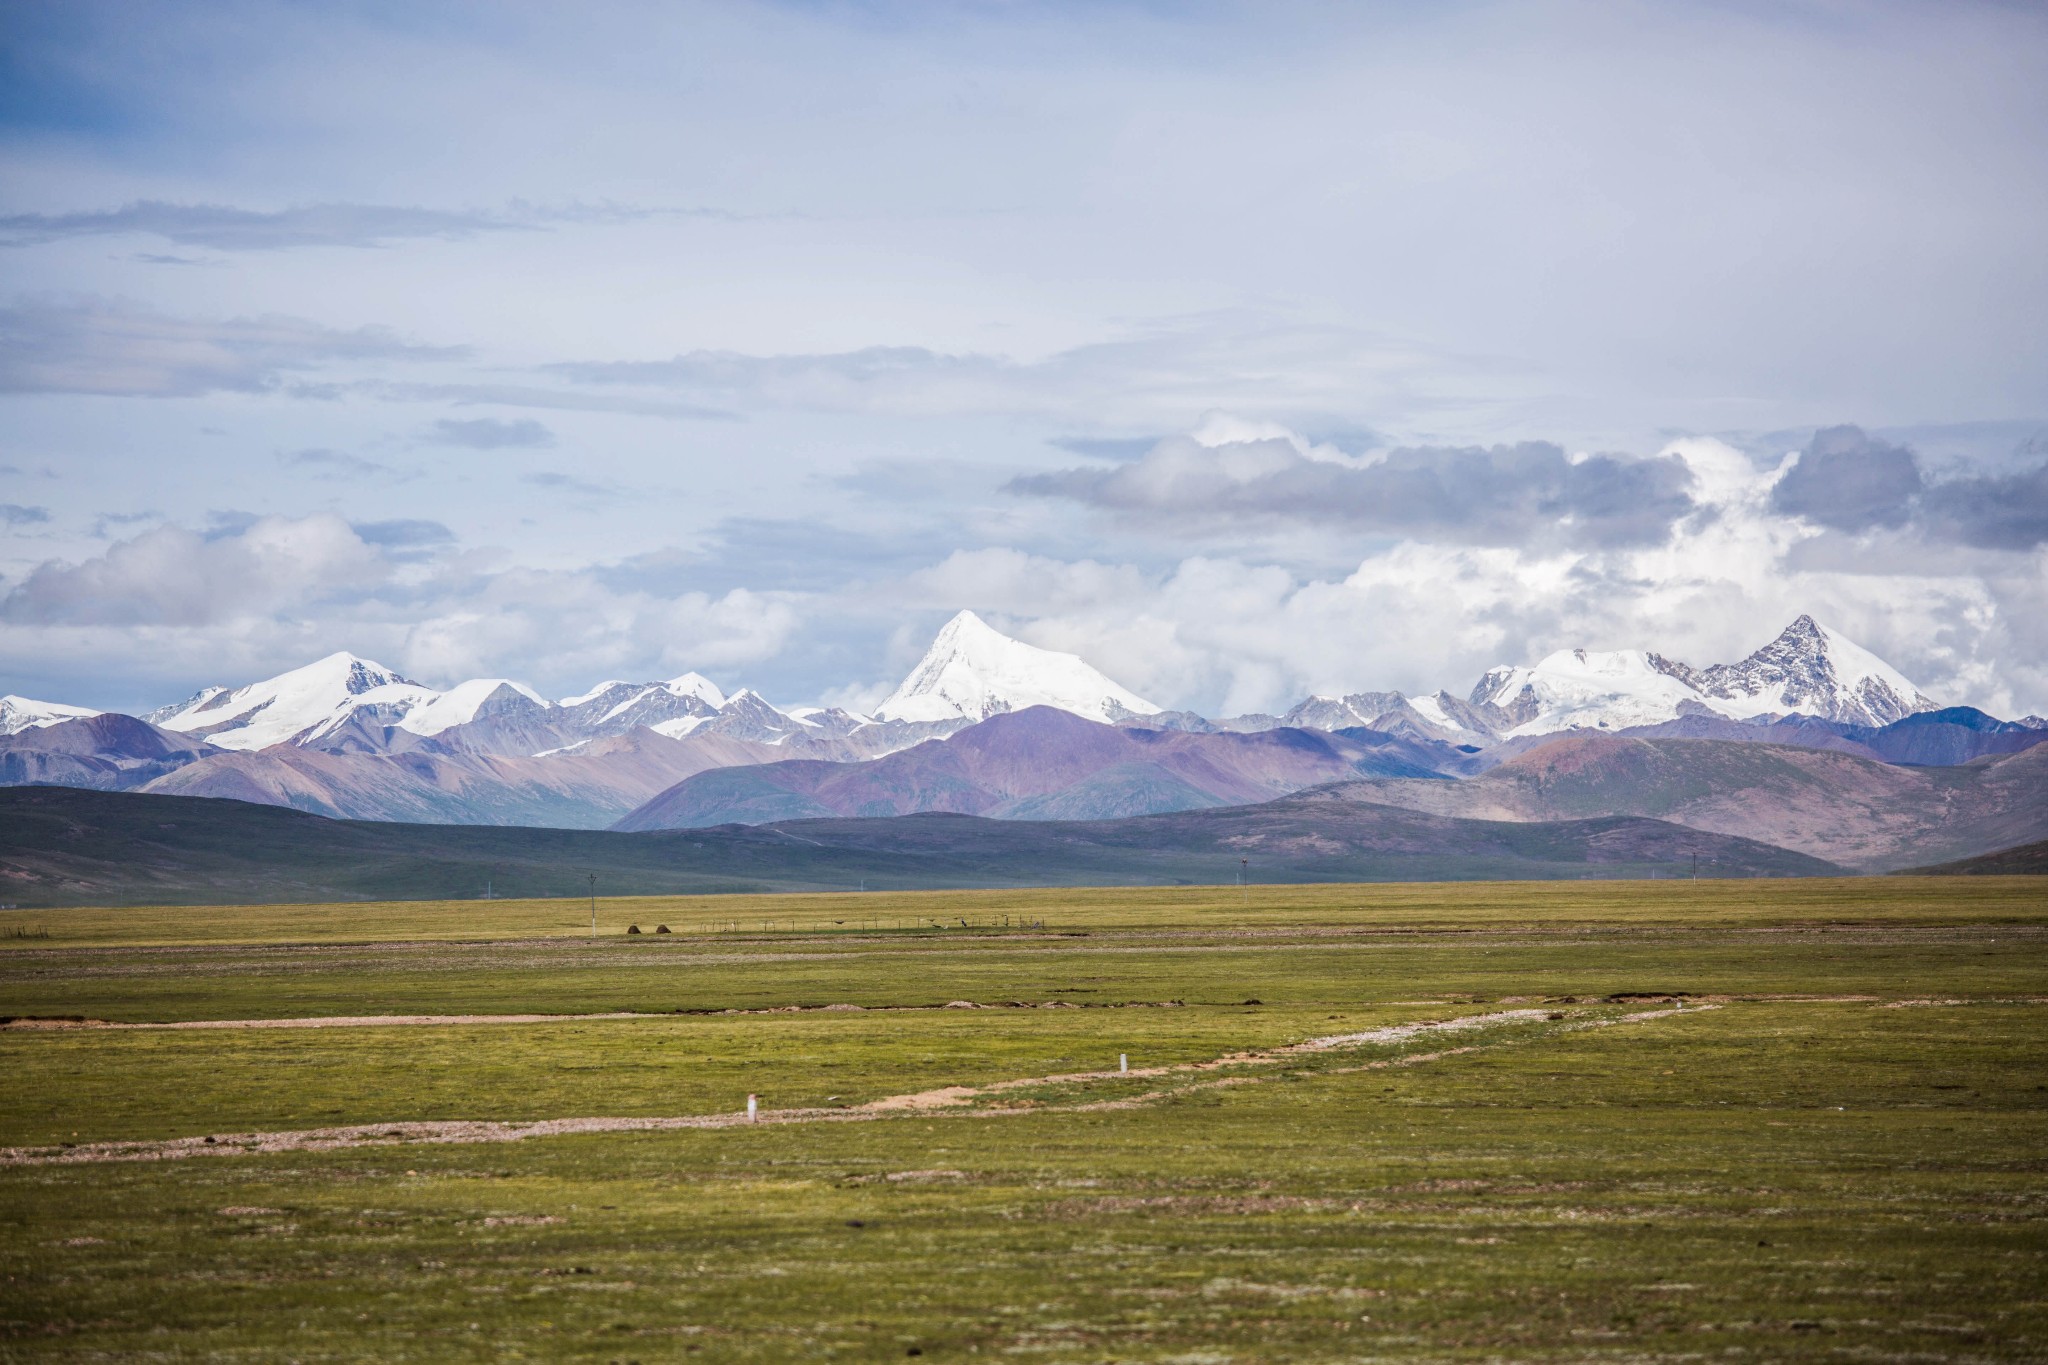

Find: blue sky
<box><xmin>3</xmin><ymin>0</ymin><xmax>2046</xmax><ymax>717</ymax></box>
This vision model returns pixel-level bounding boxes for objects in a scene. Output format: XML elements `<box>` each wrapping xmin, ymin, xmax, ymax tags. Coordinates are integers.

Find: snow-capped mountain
<box><xmin>1469</xmin><ymin>649</ymin><xmax>1715</xmax><ymax>737</ymax></box>
<box><xmin>875</xmin><ymin>610</ymin><xmax>1161</xmax><ymax>725</ymax></box>
<box><xmin>0</xmin><ymin>694</ymin><xmax>103</xmax><ymax>737</ymax></box>
<box><xmin>152</xmin><ymin>653</ymin><xmax>439</xmax><ymax>750</ymax></box>
<box><xmin>1466</xmin><ymin>616</ymin><xmax>1938</xmax><ymax>737</ymax></box>
<box><xmin>4</xmin><ymin>609</ymin><xmax>1954</xmax><ymax>779</ymax></box>
<box><xmin>1667</xmin><ymin>615</ymin><xmax>1934</xmax><ymax>728</ymax></box>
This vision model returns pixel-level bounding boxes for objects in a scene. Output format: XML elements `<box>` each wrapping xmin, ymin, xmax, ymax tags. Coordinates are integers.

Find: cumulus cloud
<box><xmin>1921</xmin><ymin>463</ymin><xmax>2048</xmax><ymax>552</ymax></box>
<box><xmin>1770</xmin><ymin>425</ymin><xmax>1924</xmax><ymax>531</ymax></box>
<box><xmin>399</xmin><ymin>577</ymin><xmax>799</xmax><ymax>690</ymax></box>
<box><xmin>1771</xmin><ymin>424</ymin><xmax>2048</xmax><ymax>550</ymax></box>
<box><xmin>872</xmin><ymin>428</ymin><xmax>2048</xmax><ymax>718</ymax></box>
<box><xmin>427</xmin><ymin>417</ymin><xmax>555</xmax><ymax>449</ymax></box>
<box><xmin>1011</xmin><ymin>432</ymin><xmax>1698</xmax><ymax>549</ymax></box>
<box><xmin>0</xmin><ymin>514</ymin><xmax>803</xmax><ymax>706</ymax></box>
<box><xmin>0</xmin><ymin>515</ymin><xmax>391</xmax><ymax>626</ymax></box>
<box><xmin>0</xmin><ymin>297</ymin><xmax>458</xmax><ymax>397</ymax></box>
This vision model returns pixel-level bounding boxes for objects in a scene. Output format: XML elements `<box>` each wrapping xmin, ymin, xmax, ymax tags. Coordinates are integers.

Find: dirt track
<box><xmin>0</xmin><ymin>1006</ymin><xmax>1699</xmax><ymax>1167</ymax></box>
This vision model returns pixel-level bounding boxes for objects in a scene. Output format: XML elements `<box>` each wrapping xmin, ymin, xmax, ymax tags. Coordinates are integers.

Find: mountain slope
<box><xmin>874</xmin><ymin>611</ymin><xmax>1160</xmax><ymax>724</ymax></box>
<box><xmin>614</xmin><ymin>707</ymin><xmax>1455</xmax><ymax>830</ymax></box>
<box><xmin>0</xmin><ymin>785</ymin><xmax>1841</xmax><ymax>907</ymax></box>
<box><xmin>136</xmin><ymin>727</ymin><xmax>784</xmax><ymax>828</ymax></box>
<box><xmin>1899</xmin><ymin>838</ymin><xmax>2048</xmax><ymax>876</ymax></box>
<box><xmin>0</xmin><ymin>714</ymin><xmax>218</xmax><ymax>791</ymax></box>
<box><xmin>1318</xmin><ymin>733</ymin><xmax>2048</xmax><ymax>870</ymax></box>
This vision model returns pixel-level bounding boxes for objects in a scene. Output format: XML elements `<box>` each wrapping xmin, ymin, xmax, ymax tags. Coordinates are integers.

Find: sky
<box><xmin>2</xmin><ymin>0</ymin><xmax>2046</xmax><ymax>719</ymax></box>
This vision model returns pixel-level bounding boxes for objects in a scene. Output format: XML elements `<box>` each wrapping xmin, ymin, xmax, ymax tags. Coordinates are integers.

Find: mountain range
<box><xmin>0</xmin><ymin>782</ymin><xmax>1842</xmax><ymax>908</ymax></box>
<box><xmin>3</xmin><ymin>611</ymin><xmax>2044</xmax><ymax>879</ymax></box>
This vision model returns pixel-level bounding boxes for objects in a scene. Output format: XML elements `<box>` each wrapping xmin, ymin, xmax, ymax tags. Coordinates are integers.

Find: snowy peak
<box><xmin>154</xmin><ymin>652</ymin><xmax>437</xmax><ymax>750</ymax></box>
<box><xmin>663</xmin><ymin>672</ymin><xmax>726</xmax><ymax>709</ymax></box>
<box><xmin>1465</xmin><ymin>618</ymin><xmax>1938</xmax><ymax>737</ymax></box>
<box><xmin>1683</xmin><ymin>615</ymin><xmax>1936</xmax><ymax>727</ymax></box>
<box><xmin>0</xmin><ymin>694</ymin><xmax>103</xmax><ymax>737</ymax></box>
<box><xmin>1474</xmin><ymin>648</ymin><xmax>1709</xmax><ymax>737</ymax></box>
<box><xmin>397</xmin><ymin>679</ymin><xmax>549</xmax><ymax>737</ymax></box>
<box><xmin>874</xmin><ymin>610</ymin><xmax>1161</xmax><ymax>725</ymax></box>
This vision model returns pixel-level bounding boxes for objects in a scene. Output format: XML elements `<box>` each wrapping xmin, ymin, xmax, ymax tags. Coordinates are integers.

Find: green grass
<box><xmin>2</xmin><ymin>878</ymin><xmax>2044</xmax><ymax>1361</ymax></box>
<box><xmin>4</xmin><ymin>874</ymin><xmax>2042</xmax><ymax>948</ymax></box>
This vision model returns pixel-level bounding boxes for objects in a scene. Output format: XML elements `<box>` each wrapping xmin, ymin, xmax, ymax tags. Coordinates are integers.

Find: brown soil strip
<box><xmin>0</xmin><ymin>1006</ymin><xmax>1705</xmax><ymax>1167</ymax></box>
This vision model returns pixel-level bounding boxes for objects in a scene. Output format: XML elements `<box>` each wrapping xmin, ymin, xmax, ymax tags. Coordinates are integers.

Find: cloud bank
<box><xmin>1011</xmin><ymin>432</ymin><xmax>1698</xmax><ymax>549</ymax></box>
<box><xmin>1773</xmin><ymin>425</ymin><xmax>2048</xmax><ymax>551</ymax></box>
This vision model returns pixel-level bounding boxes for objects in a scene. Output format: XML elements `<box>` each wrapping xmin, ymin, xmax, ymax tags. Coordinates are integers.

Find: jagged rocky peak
<box><xmin>874</xmin><ymin>610</ymin><xmax>1162</xmax><ymax>725</ymax></box>
<box><xmin>1462</xmin><ymin>616</ymin><xmax>1939</xmax><ymax>738</ymax></box>
<box><xmin>1685</xmin><ymin>614</ymin><xmax>1936</xmax><ymax>727</ymax></box>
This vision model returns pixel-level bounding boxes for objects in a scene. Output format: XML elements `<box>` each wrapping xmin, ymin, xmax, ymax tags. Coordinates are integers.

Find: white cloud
<box><xmin>0</xmin><ymin>514</ymin><xmax>390</xmax><ymax>626</ymax></box>
<box><xmin>0</xmin><ymin>515</ymin><xmax>803</xmax><ymax>706</ymax></box>
<box><xmin>871</xmin><ymin>431</ymin><xmax>2048</xmax><ymax>718</ymax></box>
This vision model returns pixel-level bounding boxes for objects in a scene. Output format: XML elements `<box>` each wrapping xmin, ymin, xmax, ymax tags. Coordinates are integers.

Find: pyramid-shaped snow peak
<box><xmin>874</xmin><ymin>611</ymin><xmax>1161</xmax><ymax>726</ymax></box>
<box><xmin>1681</xmin><ymin>615</ymin><xmax>1937</xmax><ymax>727</ymax></box>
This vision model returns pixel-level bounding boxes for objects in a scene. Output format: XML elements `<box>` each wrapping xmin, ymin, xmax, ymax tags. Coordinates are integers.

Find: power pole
<box><xmin>588</xmin><ymin>872</ymin><xmax>597</xmax><ymax>939</ymax></box>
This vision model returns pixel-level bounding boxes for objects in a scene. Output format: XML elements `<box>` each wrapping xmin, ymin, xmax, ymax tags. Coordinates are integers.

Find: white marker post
<box><xmin>747</xmin><ymin>1094</ymin><xmax>758</xmax><ymax>1123</ymax></box>
<box><xmin>1120</xmin><ymin>1053</ymin><xmax>1128</xmax><ymax>1073</ymax></box>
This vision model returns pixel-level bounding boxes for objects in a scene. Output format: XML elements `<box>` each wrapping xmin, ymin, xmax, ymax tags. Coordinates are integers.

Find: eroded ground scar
<box><xmin>0</xmin><ymin>1005</ymin><xmax>1714</xmax><ymax>1167</ymax></box>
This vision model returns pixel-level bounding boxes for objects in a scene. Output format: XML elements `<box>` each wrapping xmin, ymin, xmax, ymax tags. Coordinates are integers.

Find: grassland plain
<box><xmin>1</xmin><ymin>877</ymin><xmax>2044</xmax><ymax>1361</ymax></box>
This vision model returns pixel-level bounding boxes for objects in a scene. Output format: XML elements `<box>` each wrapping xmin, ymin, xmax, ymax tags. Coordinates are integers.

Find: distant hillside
<box><xmin>1315</xmin><ymin>735</ymin><xmax>2048</xmax><ymax>871</ymax></box>
<box><xmin>1898</xmin><ymin>839</ymin><xmax>2048</xmax><ymax>876</ymax></box>
<box><xmin>0</xmin><ymin>785</ymin><xmax>1839</xmax><ymax>908</ymax></box>
<box><xmin>617</xmin><ymin>707</ymin><xmax>1456</xmax><ymax>830</ymax></box>
<box><xmin>138</xmin><ymin>727</ymin><xmax>779</xmax><ymax>828</ymax></box>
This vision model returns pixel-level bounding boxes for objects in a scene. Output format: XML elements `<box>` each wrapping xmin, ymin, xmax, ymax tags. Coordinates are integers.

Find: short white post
<box><xmin>746</xmin><ymin>1094</ymin><xmax>758</xmax><ymax>1123</ymax></box>
<box><xmin>1119</xmin><ymin>1053</ymin><xmax>1128</xmax><ymax>1073</ymax></box>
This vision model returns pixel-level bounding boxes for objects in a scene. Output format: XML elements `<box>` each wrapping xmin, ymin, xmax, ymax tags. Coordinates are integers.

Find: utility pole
<box><xmin>588</xmin><ymin>872</ymin><xmax>597</xmax><ymax>939</ymax></box>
